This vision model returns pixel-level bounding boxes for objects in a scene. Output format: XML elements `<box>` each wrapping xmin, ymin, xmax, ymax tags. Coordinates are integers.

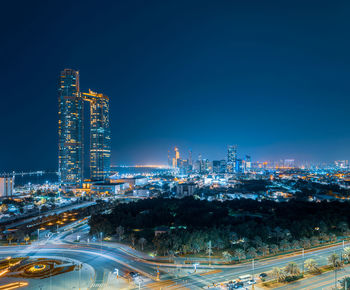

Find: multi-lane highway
<box><xmin>1</xmin><ymin>221</ymin><xmax>350</xmax><ymax>289</ymax></box>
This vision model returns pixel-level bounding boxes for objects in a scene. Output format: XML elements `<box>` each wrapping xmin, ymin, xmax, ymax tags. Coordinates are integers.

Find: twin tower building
<box><xmin>58</xmin><ymin>69</ymin><xmax>111</xmax><ymax>190</ymax></box>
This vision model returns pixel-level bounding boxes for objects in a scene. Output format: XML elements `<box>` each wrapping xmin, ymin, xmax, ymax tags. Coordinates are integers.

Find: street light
<box><xmin>113</xmin><ymin>268</ymin><xmax>119</xmax><ymax>279</ymax></box>
<box><xmin>193</xmin><ymin>263</ymin><xmax>199</xmax><ymax>273</ymax></box>
<box><xmin>100</xmin><ymin>232</ymin><xmax>103</xmax><ymax>251</ymax></box>
<box><xmin>79</xmin><ymin>263</ymin><xmax>82</xmax><ymax>290</ymax></box>
<box><xmin>302</xmin><ymin>248</ymin><xmax>305</xmax><ymax>274</ymax></box>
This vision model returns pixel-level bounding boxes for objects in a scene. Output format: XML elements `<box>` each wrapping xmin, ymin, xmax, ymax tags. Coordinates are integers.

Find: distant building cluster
<box><xmin>167</xmin><ymin>145</ymin><xmax>251</xmax><ymax>175</ymax></box>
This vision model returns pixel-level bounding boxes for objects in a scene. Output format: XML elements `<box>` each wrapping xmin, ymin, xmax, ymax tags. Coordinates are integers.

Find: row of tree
<box><xmin>89</xmin><ymin>197</ymin><xmax>350</xmax><ymax>258</ymax></box>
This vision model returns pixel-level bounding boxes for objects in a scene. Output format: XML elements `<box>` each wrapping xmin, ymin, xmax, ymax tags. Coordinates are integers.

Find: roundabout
<box><xmin>8</xmin><ymin>257</ymin><xmax>76</xmax><ymax>279</ymax></box>
<box><xmin>0</xmin><ymin>255</ymin><xmax>97</xmax><ymax>289</ymax></box>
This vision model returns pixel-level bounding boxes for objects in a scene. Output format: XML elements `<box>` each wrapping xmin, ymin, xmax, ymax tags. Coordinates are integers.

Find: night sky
<box><xmin>1</xmin><ymin>0</ymin><xmax>350</xmax><ymax>171</ymax></box>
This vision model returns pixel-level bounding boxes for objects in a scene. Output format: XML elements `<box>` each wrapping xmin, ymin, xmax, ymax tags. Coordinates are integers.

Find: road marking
<box><xmin>145</xmin><ymin>280</ymin><xmax>190</xmax><ymax>289</ymax></box>
<box><xmin>200</xmin><ymin>269</ymin><xmax>222</xmax><ymax>276</ymax></box>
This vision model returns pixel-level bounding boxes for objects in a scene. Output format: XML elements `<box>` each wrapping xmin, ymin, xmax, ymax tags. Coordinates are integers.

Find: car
<box><xmin>247</xmin><ymin>279</ymin><xmax>256</xmax><ymax>285</ymax></box>
<box><xmin>128</xmin><ymin>272</ymin><xmax>139</xmax><ymax>278</ymax></box>
<box><xmin>259</xmin><ymin>273</ymin><xmax>267</xmax><ymax>278</ymax></box>
<box><xmin>233</xmin><ymin>282</ymin><xmax>244</xmax><ymax>289</ymax></box>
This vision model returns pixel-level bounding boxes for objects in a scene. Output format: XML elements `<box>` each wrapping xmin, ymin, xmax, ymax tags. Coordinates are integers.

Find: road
<box><xmin>4</xmin><ymin>201</ymin><xmax>96</xmax><ymax>230</ymax></box>
<box><xmin>1</xmin><ymin>222</ymin><xmax>350</xmax><ymax>289</ymax></box>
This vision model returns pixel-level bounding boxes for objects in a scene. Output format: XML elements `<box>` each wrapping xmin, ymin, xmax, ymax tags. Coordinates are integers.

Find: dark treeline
<box><xmin>89</xmin><ymin>198</ymin><xmax>350</xmax><ymax>260</ymax></box>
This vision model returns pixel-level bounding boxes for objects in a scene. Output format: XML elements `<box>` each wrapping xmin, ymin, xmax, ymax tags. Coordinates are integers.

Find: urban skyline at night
<box><xmin>2</xmin><ymin>2</ymin><xmax>350</xmax><ymax>290</ymax></box>
<box><xmin>1</xmin><ymin>1</ymin><xmax>350</xmax><ymax>171</ymax></box>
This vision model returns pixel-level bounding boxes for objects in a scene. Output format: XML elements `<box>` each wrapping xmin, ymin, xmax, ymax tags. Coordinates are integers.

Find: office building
<box><xmin>58</xmin><ymin>69</ymin><xmax>84</xmax><ymax>188</ymax></box>
<box><xmin>82</xmin><ymin>90</ymin><xmax>111</xmax><ymax>181</ymax></box>
<box><xmin>176</xmin><ymin>183</ymin><xmax>196</xmax><ymax>197</ymax></box>
<box><xmin>227</xmin><ymin>145</ymin><xmax>237</xmax><ymax>173</ymax></box>
<box><xmin>172</xmin><ymin>147</ymin><xmax>180</xmax><ymax>168</ymax></box>
<box><xmin>0</xmin><ymin>177</ymin><xmax>14</xmax><ymax>198</ymax></box>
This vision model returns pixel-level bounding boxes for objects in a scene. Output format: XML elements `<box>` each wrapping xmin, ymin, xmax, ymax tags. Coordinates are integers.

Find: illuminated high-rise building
<box><xmin>58</xmin><ymin>69</ymin><xmax>84</xmax><ymax>188</ymax></box>
<box><xmin>58</xmin><ymin>69</ymin><xmax>111</xmax><ymax>189</ymax></box>
<box><xmin>227</xmin><ymin>145</ymin><xmax>237</xmax><ymax>173</ymax></box>
<box><xmin>173</xmin><ymin>147</ymin><xmax>180</xmax><ymax>168</ymax></box>
<box><xmin>82</xmin><ymin>90</ymin><xmax>111</xmax><ymax>181</ymax></box>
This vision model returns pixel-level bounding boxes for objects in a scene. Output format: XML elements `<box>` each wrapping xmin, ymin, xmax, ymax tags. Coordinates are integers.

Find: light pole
<box><xmin>114</xmin><ymin>268</ymin><xmax>119</xmax><ymax>279</ymax></box>
<box><xmin>252</xmin><ymin>258</ymin><xmax>255</xmax><ymax>280</ymax></box>
<box><xmin>302</xmin><ymin>248</ymin><xmax>305</xmax><ymax>274</ymax></box>
<box><xmin>334</xmin><ymin>251</ymin><xmax>338</xmax><ymax>289</ymax></box>
<box><xmin>79</xmin><ymin>263</ymin><xmax>82</xmax><ymax>290</ymax></box>
<box><xmin>100</xmin><ymin>232</ymin><xmax>103</xmax><ymax>251</ymax></box>
<box><xmin>251</xmin><ymin>259</ymin><xmax>255</xmax><ymax>290</ymax></box>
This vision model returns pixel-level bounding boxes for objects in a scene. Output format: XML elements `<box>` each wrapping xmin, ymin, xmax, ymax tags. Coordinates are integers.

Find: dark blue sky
<box><xmin>1</xmin><ymin>0</ymin><xmax>350</xmax><ymax>170</ymax></box>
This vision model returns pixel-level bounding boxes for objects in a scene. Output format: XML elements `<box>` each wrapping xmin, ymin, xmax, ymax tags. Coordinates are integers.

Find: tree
<box><xmin>272</xmin><ymin>267</ymin><xmax>285</xmax><ymax>282</ymax></box>
<box><xmin>300</xmin><ymin>238</ymin><xmax>311</xmax><ymax>249</ymax></box>
<box><xmin>291</xmin><ymin>240</ymin><xmax>300</xmax><ymax>249</ymax></box>
<box><xmin>338</xmin><ymin>222</ymin><xmax>349</xmax><ymax>234</ymax></box>
<box><xmin>328</xmin><ymin>253</ymin><xmax>342</xmax><ymax>269</ymax></box>
<box><xmin>274</xmin><ymin>227</ymin><xmax>283</xmax><ymax>243</ymax></box>
<box><xmin>253</xmin><ymin>236</ymin><xmax>263</xmax><ymax>247</ymax></box>
<box><xmin>247</xmin><ymin>247</ymin><xmax>257</xmax><ymax>258</ymax></box>
<box><xmin>304</xmin><ymin>259</ymin><xmax>319</xmax><ymax>273</ymax></box>
<box><xmin>207</xmin><ymin>241</ymin><xmax>213</xmax><ymax>264</ymax></box>
<box><xmin>340</xmin><ymin>277</ymin><xmax>350</xmax><ymax>289</ymax></box>
<box><xmin>310</xmin><ymin>236</ymin><xmax>320</xmax><ymax>246</ymax></box>
<box><xmin>116</xmin><ymin>226</ymin><xmax>125</xmax><ymax>242</ymax></box>
<box><xmin>285</xmin><ymin>262</ymin><xmax>300</xmax><ymax>276</ymax></box>
<box><xmin>343</xmin><ymin>247</ymin><xmax>350</xmax><ymax>262</ymax></box>
<box><xmin>24</xmin><ymin>234</ymin><xmax>30</xmax><ymax>245</ymax></box>
<box><xmin>320</xmin><ymin>233</ymin><xmax>329</xmax><ymax>242</ymax></box>
<box><xmin>235</xmin><ymin>248</ymin><xmax>246</xmax><ymax>262</ymax></box>
<box><xmin>169</xmin><ymin>250</ymin><xmax>175</xmax><ymax>262</ymax></box>
<box><xmin>259</xmin><ymin>244</ymin><xmax>269</xmax><ymax>256</ymax></box>
<box><xmin>7</xmin><ymin>234</ymin><xmax>14</xmax><ymax>245</ymax></box>
<box><xmin>138</xmin><ymin>237</ymin><xmax>147</xmax><ymax>251</ymax></box>
<box><xmin>222</xmin><ymin>251</ymin><xmax>232</xmax><ymax>262</ymax></box>
<box><xmin>280</xmin><ymin>239</ymin><xmax>290</xmax><ymax>251</ymax></box>
<box><xmin>330</xmin><ymin>233</ymin><xmax>337</xmax><ymax>242</ymax></box>
<box><xmin>130</xmin><ymin>233</ymin><xmax>136</xmax><ymax>247</ymax></box>
<box><xmin>270</xmin><ymin>244</ymin><xmax>279</xmax><ymax>255</ymax></box>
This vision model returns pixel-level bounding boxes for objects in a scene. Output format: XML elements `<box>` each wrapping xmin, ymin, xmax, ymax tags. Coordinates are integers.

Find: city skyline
<box><xmin>1</xmin><ymin>1</ymin><xmax>350</xmax><ymax>171</ymax></box>
<box><xmin>2</xmin><ymin>2</ymin><xmax>350</xmax><ymax>289</ymax></box>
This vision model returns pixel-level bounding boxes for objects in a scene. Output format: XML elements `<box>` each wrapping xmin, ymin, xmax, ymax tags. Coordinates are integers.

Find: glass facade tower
<box><xmin>58</xmin><ymin>69</ymin><xmax>111</xmax><ymax>189</ymax></box>
<box><xmin>227</xmin><ymin>145</ymin><xmax>237</xmax><ymax>173</ymax></box>
<box><xmin>82</xmin><ymin>90</ymin><xmax>111</xmax><ymax>181</ymax></box>
<box><xmin>58</xmin><ymin>69</ymin><xmax>84</xmax><ymax>188</ymax></box>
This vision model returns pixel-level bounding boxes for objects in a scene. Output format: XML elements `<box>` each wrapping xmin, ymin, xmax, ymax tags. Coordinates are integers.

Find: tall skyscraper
<box><xmin>58</xmin><ymin>69</ymin><xmax>111</xmax><ymax>189</ymax></box>
<box><xmin>82</xmin><ymin>90</ymin><xmax>111</xmax><ymax>181</ymax></box>
<box><xmin>188</xmin><ymin>149</ymin><xmax>193</xmax><ymax>166</ymax></box>
<box><xmin>227</xmin><ymin>145</ymin><xmax>237</xmax><ymax>173</ymax></box>
<box><xmin>173</xmin><ymin>147</ymin><xmax>180</xmax><ymax>168</ymax></box>
<box><xmin>58</xmin><ymin>69</ymin><xmax>84</xmax><ymax>188</ymax></box>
